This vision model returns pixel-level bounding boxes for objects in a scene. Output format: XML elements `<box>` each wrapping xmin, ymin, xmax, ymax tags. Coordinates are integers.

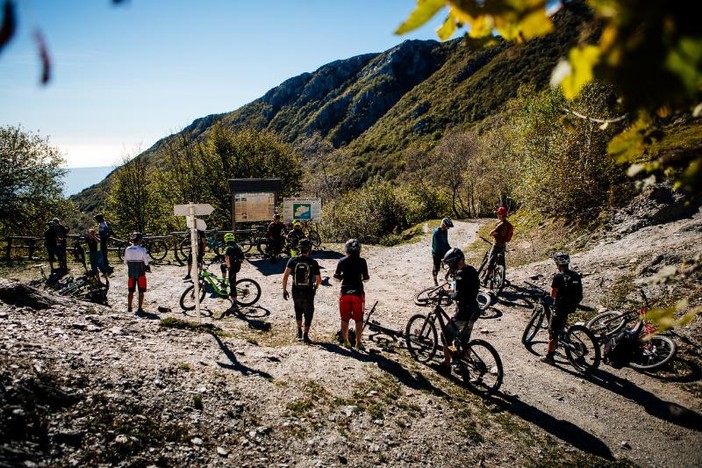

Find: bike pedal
<box><xmin>448</xmin><ymin>345</ymin><xmax>458</xmax><ymax>353</ymax></box>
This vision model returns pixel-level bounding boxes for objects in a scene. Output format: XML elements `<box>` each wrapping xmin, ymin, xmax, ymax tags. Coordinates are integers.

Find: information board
<box><xmin>283</xmin><ymin>197</ymin><xmax>322</xmax><ymax>222</ymax></box>
<box><xmin>233</xmin><ymin>192</ymin><xmax>275</xmax><ymax>222</ymax></box>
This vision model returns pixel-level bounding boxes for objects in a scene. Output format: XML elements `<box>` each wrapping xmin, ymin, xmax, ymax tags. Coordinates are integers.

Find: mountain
<box><xmin>71</xmin><ymin>2</ymin><xmax>592</xmax><ymax>211</ymax></box>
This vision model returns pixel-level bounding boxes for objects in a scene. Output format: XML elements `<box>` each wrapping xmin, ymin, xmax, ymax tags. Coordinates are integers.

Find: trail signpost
<box><xmin>174</xmin><ymin>203</ymin><xmax>214</xmax><ymax>322</ymax></box>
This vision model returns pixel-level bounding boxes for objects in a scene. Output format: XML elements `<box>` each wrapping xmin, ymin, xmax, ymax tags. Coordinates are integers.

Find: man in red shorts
<box><xmin>334</xmin><ymin>239</ymin><xmax>369</xmax><ymax>350</ymax></box>
<box><xmin>124</xmin><ymin>232</ymin><xmax>150</xmax><ymax>314</ymax></box>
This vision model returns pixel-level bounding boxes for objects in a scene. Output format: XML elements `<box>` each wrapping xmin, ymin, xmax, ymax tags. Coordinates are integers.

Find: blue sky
<box><xmin>0</xmin><ymin>0</ymin><xmax>455</xmax><ymax>168</ymax></box>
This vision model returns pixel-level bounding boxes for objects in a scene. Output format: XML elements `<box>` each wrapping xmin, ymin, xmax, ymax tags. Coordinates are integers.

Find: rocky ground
<box><xmin>2</xmin><ymin>190</ymin><xmax>701</xmax><ymax>467</ymax></box>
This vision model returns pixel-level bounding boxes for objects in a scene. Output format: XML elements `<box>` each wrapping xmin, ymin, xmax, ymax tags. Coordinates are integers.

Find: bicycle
<box><xmin>405</xmin><ymin>293</ymin><xmax>504</xmax><ymax>395</ymax></box>
<box><xmin>28</xmin><ymin>263</ymin><xmax>67</xmax><ymax>290</ymax></box>
<box><xmin>179</xmin><ymin>266</ymin><xmax>261</xmax><ymax>314</ymax></box>
<box><xmin>414</xmin><ymin>270</ymin><xmax>493</xmax><ymax>313</ymax></box>
<box><xmin>521</xmin><ymin>281</ymin><xmax>601</xmax><ymax>374</ymax></box>
<box><xmin>178</xmin><ymin>229</ymin><xmax>226</xmax><ymax>262</ymax></box>
<box><xmin>114</xmin><ymin>236</ymin><xmax>169</xmax><ymax>263</ymax></box>
<box><xmin>297</xmin><ymin>220</ymin><xmax>322</xmax><ymax>248</ymax></box>
<box><xmin>476</xmin><ymin>236</ymin><xmax>507</xmax><ymax>293</ymax></box>
<box><xmin>585</xmin><ymin>290</ymin><xmax>677</xmax><ymax>371</ymax></box>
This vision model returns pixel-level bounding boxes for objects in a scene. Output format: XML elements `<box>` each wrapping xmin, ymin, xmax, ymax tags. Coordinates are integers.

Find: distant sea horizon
<box><xmin>62</xmin><ymin>166</ymin><xmax>115</xmax><ymax>198</ymax></box>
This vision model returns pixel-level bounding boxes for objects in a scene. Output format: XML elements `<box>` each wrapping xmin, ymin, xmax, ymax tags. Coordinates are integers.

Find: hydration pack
<box><xmin>293</xmin><ymin>261</ymin><xmax>312</xmax><ymax>288</ymax></box>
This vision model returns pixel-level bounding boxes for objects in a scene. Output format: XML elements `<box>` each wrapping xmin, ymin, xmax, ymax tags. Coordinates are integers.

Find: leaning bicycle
<box><xmin>405</xmin><ymin>294</ymin><xmax>503</xmax><ymax>395</ymax></box>
<box><xmin>521</xmin><ymin>281</ymin><xmax>600</xmax><ymax>373</ymax></box>
<box><xmin>180</xmin><ymin>266</ymin><xmax>261</xmax><ymax>314</ymax></box>
<box><xmin>586</xmin><ymin>289</ymin><xmax>676</xmax><ymax>371</ymax></box>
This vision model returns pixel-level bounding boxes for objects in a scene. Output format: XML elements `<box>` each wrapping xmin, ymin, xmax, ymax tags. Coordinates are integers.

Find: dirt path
<box><xmin>2</xmin><ymin>215</ymin><xmax>701</xmax><ymax>467</ymax></box>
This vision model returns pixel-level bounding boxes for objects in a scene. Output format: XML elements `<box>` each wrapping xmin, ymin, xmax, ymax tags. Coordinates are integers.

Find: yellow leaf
<box><xmin>437</xmin><ymin>15</ymin><xmax>457</xmax><ymax>41</ymax></box>
<box><xmin>561</xmin><ymin>45</ymin><xmax>600</xmax><ymax>100</ymax></box>
<box><xmin>395</xmin><ymin>0</ymin><xmax>447</xmax><ymax>35</ymax></box>
<box><xmin>469</xmin><ymin>14</ymin><xmax>494</xmax><ymax>38</ymax></box>
<box><xmin>517</xmin><ymin>9</ymin><xmax>553</xmax><ymax>40</ymax></box>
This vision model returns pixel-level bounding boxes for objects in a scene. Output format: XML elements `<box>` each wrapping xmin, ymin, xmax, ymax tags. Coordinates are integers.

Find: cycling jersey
<box><xmin>450</xmin><ymin>264</ymin><xmax>480</xmax><ymax>321</ymax></box>
<box><xmin>334</xmin><ymin>255</ymin><xmax>369</xmax><ymax>297</ymax></box>
<box><xmin>431</xmin><ymin>227</ymin><xmax>451</xmax><ymax>257</ymax></box>
<box><xmin>124</xmin><ymin>244</ymin><xmax>149</xmax><ymax>279</ymax></box>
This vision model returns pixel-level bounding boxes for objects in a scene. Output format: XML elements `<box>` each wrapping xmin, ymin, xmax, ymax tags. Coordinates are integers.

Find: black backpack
<box><xmin>293</xmin><ymin>260</ymin><xmax>312</xmax><ymax>288</ymax></box>
<box><xmin>559</xmin><ymin>270</ymin><xmax>583</xmax><ymax>307</ymax></box>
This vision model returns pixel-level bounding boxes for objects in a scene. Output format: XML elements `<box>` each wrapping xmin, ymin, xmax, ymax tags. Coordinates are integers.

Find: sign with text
<box><xmin>173</xmin><ymin>203</ymin><xmax>214</xmax><ymax>217</ymax></box>
<box><xmin>233</xmin><ymin>192</ymin><xmax>275</xmax><ymax>222</ymax></box>
<box><xmin>283</xmin><ymin>197</ymin><xmax>321</xmax><ymax>222</ymax></box>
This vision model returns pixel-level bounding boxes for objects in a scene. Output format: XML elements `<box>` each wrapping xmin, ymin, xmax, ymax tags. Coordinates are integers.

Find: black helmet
<box><xmin>553</xmin><ymin>252</ymin><xmax>570</xmax><ymax>265</ymax></box>
<box><xmin>94</xmin><ymin>213</ymin><xmax>104</xmax><ymax>222</ymax></box>
<box><xmin>441</xmin><ymin>217</ymin><xmax>454</xmax><ymax>228</ymax></box>
<box><xmin>298</xmin><ymin>238</ymin><xmax>313</xmax><ymax>252</ymax></box>
<box><xmin>345</xmin><ymin>238</ymin><xmax>361</xmax><ymax>254</ymax></box>
<box><xmin>131</xmin><ymin>232</ymin><xmax>144</xmax><ymax>243</ymax></box>
<box><xmin>442</xmin><ymin>247</ymin><xmax>464</xmax><ymax>268</ymax></box>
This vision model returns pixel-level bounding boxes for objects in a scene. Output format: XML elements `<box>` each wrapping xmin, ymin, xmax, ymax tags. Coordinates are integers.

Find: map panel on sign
<box><xmin>234</xmin><ymin>192</ymin><xmax>275</xmax><ymax>222</ymax></box>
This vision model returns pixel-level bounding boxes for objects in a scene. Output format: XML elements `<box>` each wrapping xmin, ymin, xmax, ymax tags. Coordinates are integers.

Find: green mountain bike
<box><xmin>180</xmin><ymin>267</ymin><xmax>261</xmax><ymax>313</ymax></box>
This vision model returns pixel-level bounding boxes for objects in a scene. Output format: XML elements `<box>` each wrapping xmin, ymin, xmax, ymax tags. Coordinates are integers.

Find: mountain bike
<box><xmin>297</xmin><ymin>220</ymin><xmax>322</xmax><ymax>248</ymax></box>
<box><xmin>521</xmin><ymin>281</ymin><xmax>600</xmax><ymax>373</ymax></box>
<box><xmin>477</xmin><ymin>236</ymin><xmax>506</xmax><ymax>293</ymax></box>
<box><xmin>586</xmin><ymin>290</ymin><xmax>677</xmax><ymax>371</ymax></box>
<box><xmin>414</xmin><ymin>270</ymin><xmax>492</xmax><ymax>313</ymax></box>
<box><xmin>405</xmin><ymin>293</ymin><xmax>503</xmax><ymax>395</ymax></box>
<box><xmin>114</xmin><ymin>236</ymin><xmax>169</xmax><ymax>263</ymax></box>
<box><xmin>179</xmin><ymin>266</ymin><xmax>261</xmax><ymax>313</ymax></box>
<box><xmin>29</xmin><ymin>263</ymin><xmax>67</xmax><ymax>290</ymax></box>
<box><xmin>178</xmin><ymin>230</ymin><xmax>226</xmax><ymax>261</ymax></box>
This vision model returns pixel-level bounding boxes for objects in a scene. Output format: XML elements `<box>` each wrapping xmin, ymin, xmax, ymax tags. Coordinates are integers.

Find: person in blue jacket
<box><xmin>431</xmin><ymin>217</ymin><xmax>453</xmax><ymax>285</ymax></box>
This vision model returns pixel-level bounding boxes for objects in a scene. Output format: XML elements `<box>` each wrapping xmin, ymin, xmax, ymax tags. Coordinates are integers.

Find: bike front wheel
<box><xmin>521</xmin><ymin>305</ymin><xmax>546</xmax><ymax>345</ymax></box>
<box><xmin>180</xmin><ymin>282</ymin><xmax>206</xmax><ymax>311</ymax></box>
<box><xmin>585</xmin><ymin>311</ymin><xmax>626</xmax><ymax>343</ymax></box>
<box><xmin>405</xmin><ymin>314</ymin><xmax>438</xmax><ymax>363</ymax></box>
<box><xmin>414</xmin><ymin>285</ymin><xmax>451</xmax><ymax>307</ymax></box>
<box><xmin>564</xmin><ymin>324</ymin><xmax>601</xmax><ymax>373</ymax></box>
<box><xmin>238</xmin><ymin>235</ymin><xmax>254</xmax><ymax>254</ymax></box>
<box><xmin>234</xmin><ymin>278</ymin><xmax>261</xmax><ymax>306</ymax></box>
<box><xmin>456</xmin><ymin>339</ymin><xmax>503</xmax><ymax>395</ymax></box>
<box><xmin>308</xmin><ymin>230</ymin><xmax>322</xmax><ymax>248</ymax></box>
<box><xmin>628</xmin><ymin>335</ymin><xmax>677</xmax><ymax>371</ymax></box>
<box><xmin>147</xmin><ymin>239</ymin><xmax>169</xmax><ymax>262</ymax></box>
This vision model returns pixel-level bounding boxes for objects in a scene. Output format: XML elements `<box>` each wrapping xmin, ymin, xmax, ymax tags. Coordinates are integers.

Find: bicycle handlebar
<box><xmin>480</xmin><ymin>236</ymin><xmax>492</xmax><ymax>245</ymax></box>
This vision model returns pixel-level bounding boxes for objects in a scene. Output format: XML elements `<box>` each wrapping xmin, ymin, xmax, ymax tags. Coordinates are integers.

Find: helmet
<box><xmin>442</xmin><ymin>247</ymin><xmax>465</xmax><ymax>268</ymax></box>
<box><xmin>274</xmin><ymin>213</ymin><xmax>281</xmax><ymax>219</ymax></box>
<box><xmin>298</xmin><ymin>238</ymin><xmax>312</xmax><ymax>252</ymax></box>
<box><xmin>131</xmin><ymin>232</ymin><xmax>143</xmax><ymax>243</ymax></box>
<box><xmin>553</xmin><ymin>252</ymin><xmax>570</xmax><ymax>265</ymax></box>
<box><xmin>94</xmin><ymin>213</ymin><xmax>104</xmax><ymax>222</ymax></box>
<box><xmin>345</xmin><ymin>238</ymin><xmax>361</xmax><ymax>254</ymax></box>
<box><xmin>441</xmin><ymin>217</ymin><xmax>453</xmax><ymax>228</ymax></box>
<box><xmin>496</xmin><ymin>206</ymin><xmax>508</xmax><ymax>216</ymax></box>
<box><xmin>223</xmin><ymin>232</ymin><xmax>236</xmax><ymax>243</ymax></box>
<box><xmin>293</xmin><ymin>221</ymin><xmax>302</xmax><ymax>229</ymax></box>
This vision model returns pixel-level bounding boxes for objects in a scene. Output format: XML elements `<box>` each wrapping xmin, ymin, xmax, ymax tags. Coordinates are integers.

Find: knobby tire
<box><xmin>405</xmin><ymin>314</ymin><xmax>438</xmax><ymax>363</ymax></box>
<box><xmin>628</xmin><ymin>335</ymin><xmax>677</xmax><ymax>371</ymax></box>
<box><xmin>457</xmin><ymin>339</ymin><xmax>503</xmax><ymax>395</ymax></box>
<box><xmin>522</xmin><ymin>306</ymin><xmax>545</xmax><ymax>345</ymax></box>
<box><xmin>564</xmin><ymin>324</ymin><xmax>601</xmax><ymax>373</ymax></box>
<box><xmin>234</xmin><ymin>278</ymin><xmax>261</xmax><ymax>306</ymax></box>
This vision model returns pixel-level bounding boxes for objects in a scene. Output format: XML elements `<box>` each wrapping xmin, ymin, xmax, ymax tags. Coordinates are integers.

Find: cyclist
<box><xmin>286</xmin><ymin>221</ymin><xmax>305</xmax><ymax>257</ymax></box>
<box><xmin>86</xmin><ymin>228</ymin><xmax>109</xmax><ymax>284</ymax></box>
<box><xmin>94</xmin><ymin>213</ymin><xmax>114</xmax><ymax>273</ymax></box>
<box><xmin>481</xmin><ymin>206</ymin><xmax>513</xmax><ymax>285</ymax></box>
<box><xmin>183</xmin><ymin>230</ymin><xmax>206</xmax><ymax>280</ymax></box>
<box><xmin>541</xmin><ymin>252</ymin><xmax>583</xmax><ymax>364</ymax></box>
<box><xmin>44</xmin><ymin>218</ymin><xmax>70</xmax><ymax>273</ymax></box>
<box><xmin>281</xmin><ymin>238</ymin><xmax>321</xmax><ymax>343</ymax></box>
<box><xmin>221</xmin><ymin>232</ymin><xmax>245</xmax><ymax>316</ymax></box>
<box><xmin>266</xmin><ymin>213</ymin><xmax>286</xmax><ymax>261</ymax></box>
<box><xmin>124</xmin><ymin>232</ymin><xmax>150</xmax><ymax>314</ymax></box>
<box><xmin>334</xmin><ymin>239</ymin><xmax>370</xmax><ymax>350</ymax></box>
<box><xmin>431</xmin><ymin>217</ymin><xmax>453</xmax><ymax>286</ymax></box>
<box><xmin>438</xmin><ymin>247</ymin><xmax>481</xmax><ymax>372</ymax></box>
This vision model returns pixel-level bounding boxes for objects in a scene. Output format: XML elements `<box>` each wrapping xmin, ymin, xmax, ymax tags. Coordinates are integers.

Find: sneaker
<box><xmin>303</xmin><ymin>335</ymin><xmax>312</xmax><ymax>344</ymax></box>
<box><xmin>296</xmin><ymin>329</ymin><xmax>303</xmax><ymax>341</ymax></box>
<box><xmin>356</xmin><ymin>342</ymin><xmax>366</xmax><ymax>351</ymax></box>
<box><xmin>183</xmin><ymin>274</ymin><xmax>191</xmax><ymax>280</ymax></box>
<box><xmin>540</xmin><ymin>354</ymin><xmax>555</xmax><ymax>364</ymax></box>
<box><xmin>343</xmin><ymin>341</ymin><xmax>353</xmax><ymax>349</ymax></box>
<box><xmin>127</xmin><ymin>306</ymin><xmax>132</xmax><ymax>313</ymax></box>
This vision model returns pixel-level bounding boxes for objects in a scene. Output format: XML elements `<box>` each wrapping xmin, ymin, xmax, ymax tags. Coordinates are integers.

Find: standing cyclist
<box><xmin>431</xmin><ymin>217</ymin><xmax>454</xmax><ymax>286</ymax></box>
<box><xmin>221</xmin><ymin>232</ymin><xmax>245</xmax><ymax>317</ymax></box>
<box><xmin>334</xmin><ymin>239</ymin><xmax>370</xmax><ymax>350</ymax></box>
<box><xmin>124</xmin><ymin>232</ymin><xmax>150</xmax><ymax>314</ymax></box>
<box><xmin>482</xmin><ymin>206</ymin><xmax>513</xmax><ymax>285</ymax></box>
<box><xmin>266</xmin><ymin>213</ymin><xmax>286</xmax><ymax>262</ymax></box>
<box><xmin>286</xmin><ymin>221</ymin><xmax>305</xmax><ymax>257</ymax></box>
<box><xmin>438</xmin><ymin>247</ymin><xmax>481</xmax><ymax>372</ymax></box>
<box><xmin>282</xmin><ymin>238</ymin><xmax>321</xmax><ymax>343</ymax></box>
<box><xmin>541</xmin><ymin>252</ymin><xmax>583</xmax><ymax>364</ymax></box>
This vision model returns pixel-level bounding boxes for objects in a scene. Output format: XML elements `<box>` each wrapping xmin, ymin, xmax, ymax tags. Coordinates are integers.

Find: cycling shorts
<box><xmin>128</xmin><ymin>275</ymin><xmax>147</xmax><ymax>293</ymax></box>
<box><xmin>339</xmin><ymin>293</ymin><xmax>364</xmax><ymax>322</ymax></box>
<box><xmin>548</xmin><ymin>310</ymin><xmax>570</xmax><ymax>341</ymax></box>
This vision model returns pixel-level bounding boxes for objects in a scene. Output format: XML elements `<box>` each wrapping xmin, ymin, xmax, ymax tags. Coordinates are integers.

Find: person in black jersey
<box><xmin>282</xmin><ymin>238</ymin><xmax>321</xmax><ymax>343</ymax></box>
<box><xmin>221</xmin><ymin>232</ymin><xmax>244</xmax><ymax>317</ymax></box>
<box><xmin>334</xmin><ymin>239</ymin><xmax>370</xmax><ymax>350</ymax></box>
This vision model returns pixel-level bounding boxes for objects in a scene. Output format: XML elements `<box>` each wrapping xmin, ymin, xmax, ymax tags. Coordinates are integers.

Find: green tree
<box><xmin>0</xmin><ymin>125</ymin><xmax>69</xmax><ymax>235</ymax></box>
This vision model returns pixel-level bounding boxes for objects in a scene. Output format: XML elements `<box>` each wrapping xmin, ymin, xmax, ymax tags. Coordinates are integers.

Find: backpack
<box><xmin>558</xmin><ymin>270</ymin><xmax>583</xmax><ymax>307</ymax></box>
<box><xmin>504</xmin><ymin>221</ymin><xmax>514</xmax><ymax>242</ymax></box>
<box><xmin>293</xmin><ymin>260</ymin><xmax>312</xmax><ymax>288</ymax></box>
<box><xmin>603</xmin><ymin>327</ymin><xmax>639</xmax><ymax>368</ymax></box>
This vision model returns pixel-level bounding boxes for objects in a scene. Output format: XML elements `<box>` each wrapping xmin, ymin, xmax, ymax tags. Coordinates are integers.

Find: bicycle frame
<box><xmin>197</xmin><ymin>269</ymin><xmax>229</xmax><ymax>297</ymax></box>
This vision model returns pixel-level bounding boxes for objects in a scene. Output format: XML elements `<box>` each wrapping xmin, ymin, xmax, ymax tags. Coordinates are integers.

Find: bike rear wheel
<box><xmin>585</xmin><ymin>311</ymin><xmax>627</xmax><ymax>343</ymax></box>
<box><xmin>405</xmin><ymin>314</ymin><xmax>438</xmax><ymax>363</ymax></box>
<box><xmin>307</xmin><ymin>230</ymin><xmax>322</xmax><ymax>248</ymax></box>
<box><xmin>180</xmin><ymin>282</ymin><xmax>206</xmax><ymax>311</ymax></box>
<box><xmin>414</xmin><ymin>285</ymin><xmax>452</xmax><ymax>307</ymax></box>
<box><xmin>238</xmin><ymin>235</ymin><xmax>254</xmax><ymax>254</ymax></box>
<box><xmin>457</xmin><ymin>339</ymin><xmax>503</xmax><ymax>395</ymax></box>
<box><xmin>564</xmin><ymin>324</ymin><xmax>601</xmax><ymax>373</ymax></box>
<box><xmin>521</xmin><ymin>305</ymin><xmax>546</xmax><ymax>345</ymax></box>
<box><xmin>477</xmin><ymin>290</ymin><xmax>492</xmax><ymax>312</ymax></box>
<box><xmin>234</xmin><ymin>278</ymin><xmax>261</xmax><ymax>306</ymax></box>
<box><xmin>147</xmin><ymin>239</ymin><xmax>169</xmax><ymax>262</ymax></box>
<box><xmin>628</xmin><ymin>335</ymin><xmax>677</xmax><ymax>371</ymax></box>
